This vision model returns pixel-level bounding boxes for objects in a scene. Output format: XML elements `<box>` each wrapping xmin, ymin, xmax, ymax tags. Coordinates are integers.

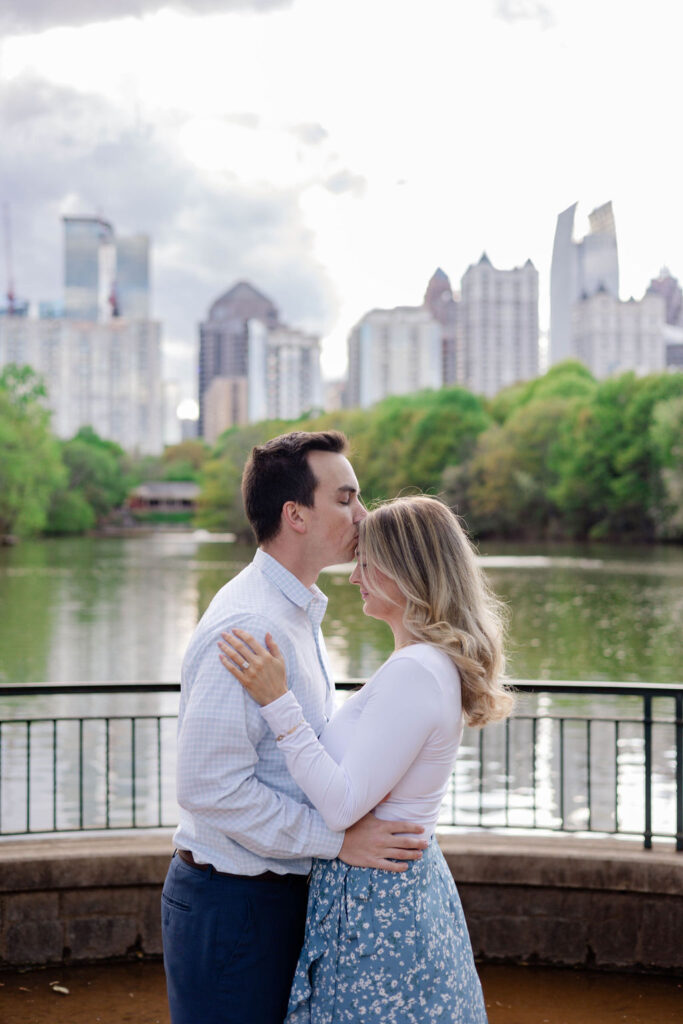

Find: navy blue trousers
<box><xmin>161</xmin><ymin>852</ymin><xmax>308</xmax><ymax>1024</ymax></box>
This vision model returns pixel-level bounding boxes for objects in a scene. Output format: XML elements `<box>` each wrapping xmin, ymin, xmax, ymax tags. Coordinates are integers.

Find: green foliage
<box><xmin>488</xmin><ymin>360</ymin><xmax>596</xmax><ymax>423</ymax></box>
<box><xmin>161</xmin><ymin>440</ymin><xmax>210</xmax><ymax>482</ymax></box>
<box><xmin>551</xmin><ymin>372</ymin><xmax>683</xmax><ymax>540</ymax></box>
<box><xmin>0</xmin><ymin>365</ymin><xmax>66</xmax><ymax>537</ymax></box>
<box><xmin>192</xmin><ymin>363</ymin><xmax>683</xmax><ymax>544</ymax></box>
<box><xmin>302</xmin><ymin>389</ymin><xmax>491</xmax><ymax>502</ymax></box>
<box><xmin>45</xmin><ymin>490</ymin><xmax>96</xmax><ymax>535</ymax></box>
<box><xmin>649</xmin><ymin>394</ymin><xmax>683</xmax><ymax>539</ymax></box>
<box><xmin>61</xmin><ymin>428</ymin><xmax>130</xmax><ymax>519</ymax></box>
<box><xmin>46</xmin><ymin>426</ymin><xmax>132</xmax><ymax>533</ymax></box>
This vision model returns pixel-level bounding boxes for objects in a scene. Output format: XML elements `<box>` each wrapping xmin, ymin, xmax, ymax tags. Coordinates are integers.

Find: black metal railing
<box><xmin>0</xmin><ymin>680</ymin><xmax>681</xmax><ymax>850</ymax></box>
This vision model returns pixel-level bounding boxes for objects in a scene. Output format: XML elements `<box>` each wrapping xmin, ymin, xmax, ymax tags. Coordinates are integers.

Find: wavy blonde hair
<box><xmin>358</xmin><ymin>495</ymin><xmax>513</xmax><ymax>727</ymax></box>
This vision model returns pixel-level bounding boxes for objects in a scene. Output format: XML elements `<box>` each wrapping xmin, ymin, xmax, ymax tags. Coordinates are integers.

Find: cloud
<box><xmin>324</xmin><ymin>169</ymin><xmax>367</xmax><ymax>198</ymax></box>
<box><xmin>494</xmin><ymin>0</ymin><xmax>555</xmax><ymax>28</ymax></box>
<box><xmin>0</xmin><ymin>74</ymin><xmax>336</xmax><ymax>391</ymax></box>
<box><xmin>290</xmin><ymin>122</ymin><xmax>328</xmax><ymax>146</ymax></box>
<box><xmin>0</xmin><ymin>0</ymin><xmax>292</xmax><ymax>36</ymax></box>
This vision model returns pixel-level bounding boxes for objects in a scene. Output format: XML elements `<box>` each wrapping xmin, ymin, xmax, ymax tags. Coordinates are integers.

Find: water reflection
<box><xmin>1</xmin><ymin>535</ymin><xmax>681</xmax><ymax>686</ymax></box>
<box><xmin>0</xmin><ymin>535</ymin><xmax>680</xmax><ymax>839</ymax></box>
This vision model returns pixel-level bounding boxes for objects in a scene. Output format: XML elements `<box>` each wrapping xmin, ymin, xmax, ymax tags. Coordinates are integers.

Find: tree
<box><xmin>488</xmin><ymin>360</ymin><xmax>596</xmax><ymax>424</ymax></box>
<box><xmin>465</xmin><ymin>397</ymin><xmax>573</xmax><ymax>536</ymax></box>
<box><xmin>46</xmin><ymin>490</ymin><xmax>96</xmax><ymax>535</ymax></box>
<box><xmin>46</xmin><ymin>426</ymin><xmax>131</xmax><ymax>532</ymax></box>
<box><xmin>0</xmin><ymin>365</ymin><xmax>65</xmax><ymax>537</ymax></box>
<box><xmin>552</xmin><ymin>372</ymin><xmax>683</xmax><ymax>540</ymax></box>
<box><xmin>161</xmin><ymin>439</ymin><xmax>210</xmax><ymax>482</ymax></box>
<box><xmin>650</xmin><ymin>394</ymin><xmax>683</xmax><ymax>539</ymax></box>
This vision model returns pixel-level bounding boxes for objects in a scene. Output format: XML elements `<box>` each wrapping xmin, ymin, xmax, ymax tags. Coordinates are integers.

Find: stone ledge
<box><xmin>438</xmin><ymin>833</ymin><xmax>683</xmax><ymax>897</ymax></box>
<box><xmin>1</xmin><ymin>831</ymin><xmax>679</xmax><ymax>895</ymax></box>
<box><xmin>0</xmin><ymin>833</ymin><xmax>174</xmax><ymax>892</ymax></box>
<box><xmin>0</xmin><ymin>831</ymin><xmax>681</xmax><ymax>971</ymax></box>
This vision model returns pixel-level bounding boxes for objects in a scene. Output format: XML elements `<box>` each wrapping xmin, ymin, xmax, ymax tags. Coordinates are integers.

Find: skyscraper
<box><xmin>346</xmin><ymin>305</ymin><xmax>442</xmax><ymax>409</ymax></box>
<box><xmin>423</xmin><ymin>268</ymin><xmax>460</xmax><ymax>385</ymax></box>
<box><xmin>571</xmin><ymin>289</ymin><xmax>666</xmax><ymax>378</ymax></box>
<box><xmin>0</xmin><ymin>216</ymin><xmax>162</xmax><ymax>453</ymax></box>
<box><xmin>0</xmin><ymin>316</ymin><xmax>163</xmax><ymax>452</ymax></box>
<box><xmin>647</xmin><ymin>269</ymin><xmax>683</xmax><ymax>370</ymax></box>
<box><xmin>63</xmin><ymin>216</ymin><xmax>116</xmax><ymax>321</ymax></box>
<box><xmin>550</xmin><ymin>201</ymin><xmax>619</xmax><ymax>364</ymax></box>
<box><xmin>63</xmin><ymin>216</ymin><xmax>151</xmax><ymax>322</ymax></box>
<box><xmin>199</xmin><ymin>283</ymin><xmax>323</xmax><ymax>442</ymax></box>
<box><xmin>460</xmin><ymin>254</ymin><xmax>539</xmax><ymax>397</ymax></box>
<box><xmin>198</xmin><ymin>281</ymin><xmax>278</xmax><ymax>435</ymax></box>
<box><xmin>646</xmin><ymin>268</ymin><xmax>683</xmax><ymax>327</ymax></box>
<box><xmin>115</xmin><ymin>234</ymin><xmax>150</xmax><ymax>319</ymax></box>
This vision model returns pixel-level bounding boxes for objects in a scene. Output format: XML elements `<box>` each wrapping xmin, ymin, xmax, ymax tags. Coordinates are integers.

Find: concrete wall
<box><xmin>0</xmin><ymin>832</ymin><xmax>681</xmax><ymax>973</ymax></box>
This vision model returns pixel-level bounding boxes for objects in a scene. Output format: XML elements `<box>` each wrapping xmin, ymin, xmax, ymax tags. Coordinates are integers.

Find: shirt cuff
<box><xmin>260</xmin><ymin>689</ymin><xmax>304</xmax><ymax>737</ymax></box>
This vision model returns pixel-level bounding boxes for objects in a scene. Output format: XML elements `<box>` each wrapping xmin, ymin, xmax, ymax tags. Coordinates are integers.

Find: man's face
<box><xmin>304</xmin><ymin>450</ymin><xmax>365</xmax><ymax>568</ymax></box>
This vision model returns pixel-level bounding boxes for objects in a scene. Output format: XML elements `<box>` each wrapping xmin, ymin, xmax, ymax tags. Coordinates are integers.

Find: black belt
<box><xmin>177</xmin><ymin>848</ymin><xmax>307</xmax><ymax>885</ymax></box>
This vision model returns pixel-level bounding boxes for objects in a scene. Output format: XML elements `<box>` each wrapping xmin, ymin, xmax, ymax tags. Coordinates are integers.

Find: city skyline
<box><xmin>1</xmin><ymin>0</ymin><xmax>682</xmax><ymax>403</ymax></box>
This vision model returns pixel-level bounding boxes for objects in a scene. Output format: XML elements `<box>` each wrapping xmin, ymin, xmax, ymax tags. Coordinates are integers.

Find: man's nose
<box><xmin>353</xmin><ymin>499</ymin><xmax>367</xmax><ymax>522</ymax></box>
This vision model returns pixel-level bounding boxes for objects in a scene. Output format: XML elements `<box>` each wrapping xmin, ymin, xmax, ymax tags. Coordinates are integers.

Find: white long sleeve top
<box><xmin>260</xmin><ymin>643</ymin><xmax>464</xmax><ymax>835</ymax></box>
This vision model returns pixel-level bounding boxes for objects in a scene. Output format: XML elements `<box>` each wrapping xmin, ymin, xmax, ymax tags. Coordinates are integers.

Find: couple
<box><xmin>161</xmin><ymin>430</ymin><xmax>512</xmax><ymax>1023</ymax></box>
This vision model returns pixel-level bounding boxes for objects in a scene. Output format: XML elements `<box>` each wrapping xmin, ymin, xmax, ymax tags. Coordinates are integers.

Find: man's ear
<box><xmin>281</xmin><ymin>500</ymin><xmax>307</xmax><ymax>535</ymax></box>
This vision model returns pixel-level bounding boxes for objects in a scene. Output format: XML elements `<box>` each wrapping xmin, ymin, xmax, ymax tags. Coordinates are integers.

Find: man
<box><xmin>162</xmin><ymin>430</ymin><xmax>426</xmax><ymax>1024</ymax></box>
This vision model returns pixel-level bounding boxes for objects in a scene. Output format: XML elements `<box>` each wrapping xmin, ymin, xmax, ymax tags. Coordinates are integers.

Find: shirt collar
<box><xmin>254</xmin><ymin>548</ymin><xmax>328</xmax><ymax>621</ymax></box>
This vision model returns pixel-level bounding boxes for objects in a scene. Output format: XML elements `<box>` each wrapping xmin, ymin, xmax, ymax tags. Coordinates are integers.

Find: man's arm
<box><xmin>177</xmin><ymin>624</ymin><xmax>342</xmax><ymax>861</ymax></box>
<box><xmin>180</xmin><ymin>617</ymin><xmax>427</xmax><ymax>870</ymax></box>
<box><xmin>339</xmin><ymin>813</ymin><xmax>427</xmax><ymax>872</ymax></box>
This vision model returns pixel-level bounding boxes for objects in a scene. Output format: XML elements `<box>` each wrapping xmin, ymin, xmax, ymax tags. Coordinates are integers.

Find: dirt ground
<box><xmin>1</xmin><ymin>960</ymin><xmax>681</xmax><ymax>1024</ymax></box>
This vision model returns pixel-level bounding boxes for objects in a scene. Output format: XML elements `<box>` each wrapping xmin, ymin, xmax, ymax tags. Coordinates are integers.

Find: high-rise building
<box><xmin>0</xmin><ymin>315</ymin><xmax>163</xmax><ymax>452</ymax></box>
<box><xmin>63</xmin><ymin>216</ymin><xmax>151</xmax><ymax>321</ymax></box>
<box><xmin>460</xmin><ymin>253</ymin><xmax>539</xmax><ymax>397</ymax></box>
<box><xmin>571</xmin><ymin>289</ymin><xmax>667</xmax><ymax>378</ymax></box>
<box><xmin>645</xmin><ymin>269</ymin><xmax>683</xmax><ymax>371</ymax></box>
<box><xmin>550</xmin><ymin>201</ymin><xmax>619</xmax><ymax>364</ymax></box>
<box><xmin>646</xmin><ymin>268</ymin><xmax>683</xmax><ymax>327</ymax></box>
<box><xmin>263</xmin><ymin>326</ymin><xmax>322</xmax><ymax>421</ymax></box>
<box><xmin>0</xmin><ymin>216</ymin><xmax>163</xmax><ymax>452</ymax></box>
<box><xmin>199</xmin><ymin>283</ymin><xmax>323</xmax><ymax>442</ymax></box>
<box><xmin>346</xmin><ymin>305</ymin><xmax>442</xmax><ymax>409</ymax></box>
<box><xmin>115</xmin><ymin>234</ymin><xmax>150</xmax><ymax>319</ymax></box>
<box><xmin>198</xmin><ymin>281</ymin><xmax>279</xmax><ymax>435</ymax></box>
<box><xmin>423</xmin><ymin>268</ymin><xmax>460</xmax><ymax>385</ymax></box>
<box><xmin>63</xmin><ymin>216</ymin><xmax>116</xmax><ymax>321</ymax></box>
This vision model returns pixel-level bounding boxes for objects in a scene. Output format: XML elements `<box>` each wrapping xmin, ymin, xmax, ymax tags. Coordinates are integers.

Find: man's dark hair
<box><xmin>242</xmin><ymin>430</ymin><xmax>348</xmax><ymax>543</ymax></box>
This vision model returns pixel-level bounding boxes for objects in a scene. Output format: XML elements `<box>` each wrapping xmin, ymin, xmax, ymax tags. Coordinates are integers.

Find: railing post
<box><xmin>78</xmin><ymin>719</ymin><xmax>84</xmax><ymax>831</ymax></box>
<box><xmin>25</xmin><ymin>721</ymin><xmax>31</xmax><ymax>834</ymax></box>
<box><xmin>676</xmin><ymin>692</ymin><xmax>683</xmax><ymax>853</ymax></box>
<box><xmin>643</xmin><ymin>695</ymin><xmax>653</xmax><ymax>850</ymax></box>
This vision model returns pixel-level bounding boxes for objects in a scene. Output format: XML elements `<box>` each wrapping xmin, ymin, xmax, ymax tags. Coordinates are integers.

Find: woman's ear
<box><xmin>281</xmin><ymin>500</ymin><xmax>307</xmax><ymax>534</ymax></box>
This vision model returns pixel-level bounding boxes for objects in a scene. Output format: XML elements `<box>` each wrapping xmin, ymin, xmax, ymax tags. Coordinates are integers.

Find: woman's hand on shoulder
<box><xmin>218</xmin><ymin>628</ymin><xmax>287</xmax><ymax>706</ymax></box>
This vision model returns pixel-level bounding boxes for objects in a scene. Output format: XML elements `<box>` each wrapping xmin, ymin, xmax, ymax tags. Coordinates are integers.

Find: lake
<box><xmin>0</xmin><ymin>532</ymin><xmax>681</xmax><ymax>689</ymax></box>
<box><xmin>0</xmin><ymin>533</ymin><xmax>680</xmax><ymax>838</ymax></box>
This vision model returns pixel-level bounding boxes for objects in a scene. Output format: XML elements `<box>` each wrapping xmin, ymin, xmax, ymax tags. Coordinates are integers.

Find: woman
<box><xmin>219</xmin><ymin>495</ymin><xmax>513</xmax><ymax>1023</ymax></box>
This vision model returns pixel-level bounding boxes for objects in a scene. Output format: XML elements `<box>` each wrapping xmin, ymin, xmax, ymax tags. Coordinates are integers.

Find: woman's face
<box><xmin>349</xmin><ymin>556</ymin><xmax>406</xmax><ymax>625</ymax></box>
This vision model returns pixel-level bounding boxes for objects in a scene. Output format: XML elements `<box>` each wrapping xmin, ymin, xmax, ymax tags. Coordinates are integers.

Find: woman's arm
<box><xmin>219</xmin><ymin>629</ymin><xmax>442</xmax><ymax>832</ymax></box>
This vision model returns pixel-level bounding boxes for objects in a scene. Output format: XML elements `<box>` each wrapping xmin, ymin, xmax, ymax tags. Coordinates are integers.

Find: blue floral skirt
<box><xmin>285</xmin><ymin>839</ymin><xmax>488</xmax><ymax>1023</ymax></box>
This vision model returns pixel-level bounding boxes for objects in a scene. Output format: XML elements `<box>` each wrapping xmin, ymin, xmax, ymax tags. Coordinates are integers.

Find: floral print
<box><xmin>286</xmin><ymin>840</ymin><xmax>488</xmax><ymax>1023</ymax></box>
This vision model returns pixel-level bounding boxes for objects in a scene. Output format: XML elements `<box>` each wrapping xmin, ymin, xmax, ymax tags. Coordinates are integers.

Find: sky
<box><xmin>1</xmin><ymin>0</ymin><xmax>682</xmax><ymax>405</ymax></box>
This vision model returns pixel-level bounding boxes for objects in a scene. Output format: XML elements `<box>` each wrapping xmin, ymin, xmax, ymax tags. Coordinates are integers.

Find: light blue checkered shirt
<box><xmin>173</xmin><ymin>548</ymin><xmax>343</xmax><ymax>874</ymax></box>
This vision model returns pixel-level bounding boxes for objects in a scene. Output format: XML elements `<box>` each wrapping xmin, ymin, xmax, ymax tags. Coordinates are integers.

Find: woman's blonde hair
<box><xmin>358</xmin><ymin>495</ymin><xmax>513</xmax><ymax>727</ymax></box>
